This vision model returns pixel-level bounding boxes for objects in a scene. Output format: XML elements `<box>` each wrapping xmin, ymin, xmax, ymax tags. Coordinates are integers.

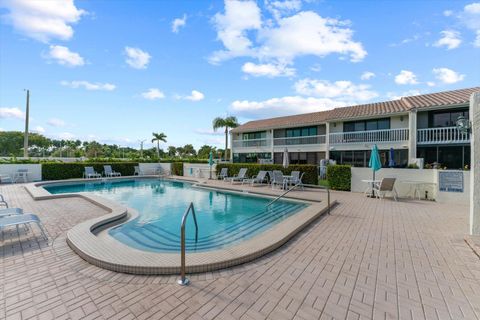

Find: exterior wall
<box><xmin>391</xmin><ymin>115</ymin><xmax>408</xmax><ymax>128</ymax></box>
<box><xmin>183</xmin><ymin>163</ymin><xmax>215</xmax><ymax>179</ymax></box>
<box><xmin>329</xmin><ymin>122</ymin><xmax>343</xmax><ymax>133</ymax></box>
<box><xmin>0</xmin><ymin>164</ymin><xmax>42</xmax><ymax>182</ymax></box>
<box><xmin>138</xmin><ymin>163</ymin><xmax>172</xmax><ymax>175</ymax></box>
<box><xmin>351</xmin><ymin>167</ymin><xmax>470</xmax><ymax>204</ymax></box>
<box><xmin>417</xmin><ymin>111</ymin><xmax>429</xmax><ymax>129</ymax></box>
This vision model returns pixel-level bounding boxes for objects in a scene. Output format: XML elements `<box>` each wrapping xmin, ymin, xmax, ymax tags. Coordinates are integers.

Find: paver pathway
<box><xmin>1</xmin><ymin>182</ymin><xmax>479</xmax><ymax>320</ymax></box>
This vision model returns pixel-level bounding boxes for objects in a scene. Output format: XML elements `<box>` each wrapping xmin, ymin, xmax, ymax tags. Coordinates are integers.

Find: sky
<box><xmin>0</xmin><ymin>0</ymin><xmax>479</xmax><ymax>150</ymax></box>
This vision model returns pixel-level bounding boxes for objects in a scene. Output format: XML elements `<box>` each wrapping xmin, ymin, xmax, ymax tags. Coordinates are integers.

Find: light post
<box><xmin>139</xmin><ymin>139</ymin><xmax>146</xmax><ymax>158</ymax></box>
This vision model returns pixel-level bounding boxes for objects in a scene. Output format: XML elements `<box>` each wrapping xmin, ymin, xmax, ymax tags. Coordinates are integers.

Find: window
<box><xmin>344</xmin><ymin>118</ymin><xmax>390</xmax><ymax>132</ymax></box>
<box><xmin>429</xmin><ymin>108</ymin><xmax>468</xmax><ymax>128</ymax></box>
<box><xmin>285</xmin><ymin>126</ymin><xmax>317</xmax><ymax>137</ymax></box>
<box><xmin>243</xmin><ymin>131</ymin><xmax>266</xmax><ymax>140</ymax></box>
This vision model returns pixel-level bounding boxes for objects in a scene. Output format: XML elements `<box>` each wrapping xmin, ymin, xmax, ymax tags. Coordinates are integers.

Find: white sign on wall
<box><xmin>439</xmin><ymin>171</ymin><xmax>464</xmax><ymax>193</ymax></box>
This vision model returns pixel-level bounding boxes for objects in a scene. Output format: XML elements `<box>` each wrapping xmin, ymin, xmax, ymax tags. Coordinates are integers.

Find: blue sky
<box><xmin>0</xmin><ymin>0</ymin><xmax>479</xmax><ymax>149</ymax></box>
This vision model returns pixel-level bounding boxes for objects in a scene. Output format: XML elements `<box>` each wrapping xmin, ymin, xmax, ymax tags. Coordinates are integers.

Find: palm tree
<box><xmin>212</xmin><ymin>116</ymin><xmax>239</xmax><ymax>161</ymax></box>
<box><xmin>151</xmin><ymin>132</ymin><xmax>167</xmax><ymax>159</ymax></box>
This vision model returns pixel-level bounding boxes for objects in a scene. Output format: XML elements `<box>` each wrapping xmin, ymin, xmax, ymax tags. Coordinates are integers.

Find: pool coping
<box><xmin>26</xmin><ymin>176</ymin><xmax>336</xmax><ymax>275</ymax></box>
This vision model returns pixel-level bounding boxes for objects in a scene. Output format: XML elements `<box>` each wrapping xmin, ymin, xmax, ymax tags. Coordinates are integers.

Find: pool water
<box><xmin>45</xmin><ymin>179</ymin><xmax>308</xmax><ymax>252</ymax></box>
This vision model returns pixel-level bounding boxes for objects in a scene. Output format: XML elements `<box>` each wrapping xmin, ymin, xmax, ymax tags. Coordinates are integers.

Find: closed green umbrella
<box><xmin>368</xmin><ymin>144</ymin><xmax>382</xmax><ymax>197</ymax></box>
<box><xmin>208</xmin><ymin>151</ymin><xmax>214</xmax><ymax>179</ymax></box>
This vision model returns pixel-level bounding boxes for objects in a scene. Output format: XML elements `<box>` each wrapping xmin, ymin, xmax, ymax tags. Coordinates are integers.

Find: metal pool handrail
<box><xmin>177</xmin><ymin>202</ymin><xmax>198</xmax><ymax>286</ymax></box>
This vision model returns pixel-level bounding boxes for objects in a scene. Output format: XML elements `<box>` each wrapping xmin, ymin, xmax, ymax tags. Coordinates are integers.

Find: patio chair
<box><xmin>0</xmin><ymin>213</ymin><xmax>48</xmax><ymax>241</ymax></box>
<box><xmin>84</xmin><ymin>167</ymin><xmax>101</xmax><ymax>179</ymax></box>
<box><xmin>13</xmin><ymin>169</ymin><xmax>28</xmax><ymax>183</ymax></box>
<box><xmin>288</xmin><ymin>171</ymin><xmax>305</xmax><ymax>190</ymax></box>
<box><xmin>134</xmin><ymin>166</ymin><xmax>143</xmax><ymax>176</ymax></box>
<box><xmin>0</xmin><ymin>207</ymin><xmax>23</xmax><ymax>217</ymax></box>
<box><xmin>242</xmin><ymin>170</ymin><xmax>268</xmax><ymax>186</ymax></box>
<box><xmin>0</xmin><ymin>174</ymin><xmax>13</xmax><ymax>184</ymax></box>
<box><xmin>0</xmin><ymin>194</ymin><xmax>8</xmax><ymax>208</ymax></box>
<box><xmin>217</xmin><ymin>168</ymin><xmax>228</xmax><ymax>180</ymax></box>
<box><xmin>271</xmin><ymin>170</ymin><xmax>286</xmax><ymax>190</ymax></box>
<box><xmin>226</xmin><ymin>168</ymin><xmax>248</xmax><ymax>184</ymax></box>
<box><xmin>373</xmin><ymin>178</ymin><xmax>398</xmax><ymax>201</ymax></box>
<box><xmin>104</xmin><ymin>165</ymin><xmax>121</xmax><ymax>177</ymax></box>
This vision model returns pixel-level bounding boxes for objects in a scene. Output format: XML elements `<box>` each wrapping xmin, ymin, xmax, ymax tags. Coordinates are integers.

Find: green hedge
<box><xmin>171</xmin><ymin>162</ymin><xmax>183</xmax><ymax>176</ymax></box>
<box><xmin>42</xmin><ymin>162</ymin><xmax>138</xmax><ymax>180</ymax></box>
<box><xmin>216</xmin><ymin>163</ymin><xmax>318</xmax><ymax>185</ymax></box>
<box><xmin>326</xmin><ymin>165</ymin><xmax>351</xmax><ymax>191</ymax></box>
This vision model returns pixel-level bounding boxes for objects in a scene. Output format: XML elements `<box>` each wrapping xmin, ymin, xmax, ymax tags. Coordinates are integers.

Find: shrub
<box><xmin>42</xmin><ymin>162</ymin><xmax>138</xmax><ymax>180</ymax></box>
<box><xmin>171</xmin><ymin>162</ymin><xmax>184</xmax><ymax>176</ymax></box>
<box><xmin>215</xmin><ymin>163</ymin><xmax>318</xmax><ymax>185</ymax></box>
<box><xmin>326</xmin><ymin>165</ymin><xmax>351</xmax><ymax>191</ymax></box>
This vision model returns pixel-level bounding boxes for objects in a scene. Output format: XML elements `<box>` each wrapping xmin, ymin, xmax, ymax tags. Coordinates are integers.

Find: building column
<box><xmin>229</xmin><ymin>131</ymin><xmax>234</xmax><ymax>162</ymax></box>
<box><xmin>270</xmin><ymin>129</ymin><xmax>274</xmax><ymax>161</ymax></box>
<box><xmin>408</xmin><ymin>110</ymin><xmax>417</xmax><ymax>163</ymax></box>
<box><xmin>325</xmin><ymin>122</ymin><xmax>330</xmax><ymax>160</ymax></box>
<box><xmin>470</xmin><ymin>92</ymin><xmax>480</xmax><ymax>235</ymax></box>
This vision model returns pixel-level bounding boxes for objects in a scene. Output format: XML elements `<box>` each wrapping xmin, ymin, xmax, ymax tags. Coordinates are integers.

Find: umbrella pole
<box><xmin>371</xmin><ymin>171</ymin><xmax>375</xmax><ymax>198</ymax></box>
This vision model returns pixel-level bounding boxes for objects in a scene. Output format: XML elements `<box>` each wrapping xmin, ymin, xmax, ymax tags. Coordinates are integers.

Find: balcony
<box><xmin>232</xmin><ymin>138</ymin><xmax>270</xmax><ymax>148</ymax></box>
<box><xmin>329</xmin><ymin>128</ymin><xmax>409</xmax><ymax>145</ymax></box>
<box><xmin>417</xmin><ymin>127</ymin><xmax>470</xmax><ymax>145</ymax></box>
<box><xmin>274</xmin><ymin>135</ymin><xmax>326</xmax><ymax>146</ymax></box>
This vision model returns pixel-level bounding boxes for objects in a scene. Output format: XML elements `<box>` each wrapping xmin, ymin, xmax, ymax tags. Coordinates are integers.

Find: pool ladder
<box><xmin>177</xmin><ymin>202</ymin><xmax>198</xmax><ymax>286</ymax></box>
<box><xmin>266</xmin><ymin>183</ymin><xmax>331</xmax><ymax>215</ymax></box>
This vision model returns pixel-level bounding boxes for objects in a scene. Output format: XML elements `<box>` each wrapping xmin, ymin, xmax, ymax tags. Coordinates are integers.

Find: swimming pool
<box><xmin>45</xmin><ymin>179</ymin><xmax>308</xmax><ymax>253</ymax></box>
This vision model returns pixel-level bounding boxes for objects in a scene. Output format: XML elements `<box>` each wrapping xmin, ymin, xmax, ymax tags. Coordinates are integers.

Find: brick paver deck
<box><xmin>1</xmin><ymin>182</ymin><xmax>479</xmax><ymax>320</ymax></box>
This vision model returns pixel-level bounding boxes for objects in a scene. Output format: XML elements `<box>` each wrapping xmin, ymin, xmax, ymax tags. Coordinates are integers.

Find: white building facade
<box><xmin>231</xmin><ymin>87</ymin><xmax>478</xmax><ymax>170</ymax></box>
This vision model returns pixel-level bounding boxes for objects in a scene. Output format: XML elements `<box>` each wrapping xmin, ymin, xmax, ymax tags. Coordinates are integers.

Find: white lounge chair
<box><xmin>243</xmin><ymin>170</ymin><xmax>268</xmax><ymax>186</ymax></box>
<box><xmin>84</xmin><ymin>167</ymin><xmax>101</xmax><ymax>179</ymax></box>
<box><xmin>0</xmin><ymin>214</ymin><xmax>48</xmax><ymax>241</ymax></box>
<box><xmin>226</xmin><ymin>168</ymin><xmax>248</xmax><ymax>184</ymax></box>
<box><xmin>134</xmin><ymin>166</ymin><xmax>143</xmax><ymax>176</ymax></box>
<box><xmin>217</xmin><ymin>168</ymin><xmax>228</xmax><ymax>180</ymax></box>
<box><xmin>104</xmin><ymin>165</ymin><xmax>121</xmax><ymax>177</ymax></box>
<box><xmin>271</xmin><ymin>170</ymin><xmax>286</xmax><ymax>190</ymax></box>
<box><xmin>13</xmin><ymin>169</ymin><xmax>28</xmax><ymax>183</ymax></box>
<box><xmin>373</xmin><ymin>178</ymin><xmax>398</xmax><ymax>201</ymax></box>
<box><xmin>0</xmin><ymin>174</ymin><xmax>13</xmax><ymax>184</ymax></box>
<box><xmin>0</xmin><ymin>208</ymin><xmax>23</xmax><ymax>217</ymax></box>
<box><xmin>287</xmin><ymin>171</ymin><xmax>305</xmax><ymax>190</ymax></box>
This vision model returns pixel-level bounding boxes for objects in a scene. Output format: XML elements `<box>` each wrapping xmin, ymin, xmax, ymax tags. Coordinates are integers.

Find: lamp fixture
<box><xmin>456</xmin><ymin>115</ymin><xmax>471</xmax><ymax>134</ymax></box>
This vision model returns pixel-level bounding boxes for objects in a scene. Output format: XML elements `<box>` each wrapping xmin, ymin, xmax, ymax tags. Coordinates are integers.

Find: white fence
<box><xmin>138</xmin><ymin>163</ymin><xmax>172</xmax><ymax>175</ymax></box>
<box><xmin>417</xmin><ymin>127</ymin><xmax>470</xmax><ymax>144</ymax></box>
<box><xmin>329</xmin><ymin>128</ymin><xmax>409</xmax><ymax>144</ymax></box>
<box><xmin>351</xmin><ymin>167</ymin><xmax>470</xmax><ymax>204</ymax></box>
<box><xmin>183</xmin><ymin>163</ymin><xmax>216</xmax><ymax>179</ymax></box>
<box><xmin>0</xmin><ymin>164</ymin><xmax>42</xmax><ymax>182</ymax></box>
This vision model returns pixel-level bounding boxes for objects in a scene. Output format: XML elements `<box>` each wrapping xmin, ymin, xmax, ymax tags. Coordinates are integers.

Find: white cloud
<box><xmin>210</xmin><ymin>0</ymin><xmax>262</xmax><ymax>63</ymax></box>
<box><xmin>33</xmin><ymin>126</ymin><xmax>45</xmax><ymax>133</ymax></box>
<box><xmin>432</xmin><ymin>67</ymin><xmax>465</xmax><ymax>84</ymax></box>
<box><xmin>360</xmin><ymin>71</ymin><xmax>375</xmax><ymax>80</ymax></box>
<box><xmin>194</xmin><ymin>129</ymin><xmax>223</xmax><ymax>136</ymax></box>
<box><xmin>434</xmin><ymin>30</ymin><xmax>461</xmax><ymax>49</ymax></box>
<box><xmin>61</xmin><ymin>80</ymin><xmax>116</xmax><ymax>91</ymax></box>
<box><xmin>45</xmin><ymin>45</ymin><xmax>84</xmax><ymax>66</ymax></box>
<box><xmin>230</xmin><ymin>96</ymin><xmax>348</xmax><ymax>118</ymax></box>
<box><xmin>59</xmin><ymin>132</ymin><xmax>75</xmax><ymax>140</ymax></box>
<box><xmin>294</xmin><ymin>79</ymin><xmax>378</xmax><ymax>101</ymax></box>
<box><xmin>141</xmin><ymin>88</ymin><xmax>165</xmax><ymax>100</ymax></box>
<box><xmin>394</xmin><ymin>70</ymin><xmax>418</xmax><ymax>85</ymax></box>
<box><xmin>426</xmin><ymin>81</ymin><xmax>436</xmax><ymax>87</ymax></box>
<box><xmin>0</xmin><ymin>107</ymin><xmax>24</xmax><ymax>119</ymax></box>
<box><xmin>210</xmin><ymin>1</ymin><xmax>366</xmax><ymax>66</ymax></box>
<box><xmin>172</xmin><ymin>14</ymin><xmax>187</xmax><ymax>33</ymax></box>
<box><xmin>184</xmin><ymin>90</ymin><xmax>205</xmax><ymax>101</ymax></box>
<box><xmin>386</xmin><ymin>90</ymin><xmax>423</xmax><ymax>100</ymax></box>
<box><xmin>124</xmin><ymin>46</ymin><xmax>151</xmax><ymax>69</ymax></box>
<box><xmin>241</xmin><ymin>62</ymin><xmax>295</xmax><ymax>77</ymax></box>
<box><xmin>265</xmin><ymin>0</ymin><xmax>302</xmax><ymax>20</ymax></box>
<box><xmin>1</xmin><ymin>0</ymin><xmax>85</xmax><ymax>42</ymax></box>
<box><xmin>443</xmin><ymin>10</ymin><xmax>453</xmax><ymax>17</ymax></box>
<box><xmin>474</xmin><ymin>30</ymin><xmax>480</xmax><ymax>47</ymax></box>
<box><xmin>47</xmin><ymin>118</ymin><xmax>66</xmax><ymax>127</ymax></box>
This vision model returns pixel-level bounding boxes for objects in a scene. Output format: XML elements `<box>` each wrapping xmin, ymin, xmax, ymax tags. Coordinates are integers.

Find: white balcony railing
<box><xmin>232</xmin><ymin>138</ymin><xmax>270</xmax><ymax>148</ymax></box>
<box><xmin>417</xmin><ymin>127</ymin><xmax>470</xmax><ymax>144</ymax></box>
<box><xmin>274</xmin><ymin>135</ymin><xmax>326</xmax><ymax>146</ymax></box>
<box><xmin>329</xmin><ymin>128</ymin><xmax>409</xmax><ymax>145</ymax></box>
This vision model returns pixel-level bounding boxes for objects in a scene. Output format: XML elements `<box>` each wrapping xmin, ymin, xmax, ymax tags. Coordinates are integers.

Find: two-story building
<box><xmin>231</xmin><ymin>87</ymin><xmax>478</xmax><ymax>170</ymax></box>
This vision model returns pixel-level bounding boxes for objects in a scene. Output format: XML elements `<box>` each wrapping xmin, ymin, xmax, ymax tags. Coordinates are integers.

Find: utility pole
<box><xmin>139</xmin><ymin>139</ymin><xmax>146</xmax><ymax>157</ymax></box>
<box><xmin>23</xmin><ymin>89</ymin><xmax>30</xmax><ymax>157</ymax></box>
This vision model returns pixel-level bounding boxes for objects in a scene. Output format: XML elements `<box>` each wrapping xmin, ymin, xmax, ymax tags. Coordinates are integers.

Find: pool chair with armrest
<box><xmin>0</xmin><ymin>174</ymin><xmax>13</xmax><ymax>184</ymax></box>
<box><xmin>13</xmin><ymin>169</ymin><xmax>28</xmax><ymax>183</ymax></box>
<box><xmin>242</xmin><ymin>170</ymin><xmax>268</xmax><ymax>186</ymax></box>
<box><xmin>226</xmin><ymin>168</ymin><xmax>248</xmax><ymax>184</ymax></box>
<box><xmin>271</xmin><ymin>170</ymin><xmax>286</xmax><ymax>190</ymax></box>
<box><xmin>217</xmin><ymin>167</ymin><xmax>228</xmax><ymax>180</ymax></box>
<box><xmin>0</xmin><ymin>208</ymin><xmax>23</xmax><ymax>217</ymax></box>
<box><xmin>84</xmin><ymin>167</ymin><xmax>101</xmax><ymax>179</ymax></box>
<box><xmin>104</xmin><ymin>165</ymin><xmax>121</xmax><ymax>177</ymax></box>
<box><xmin>288</xmin><ymin>171</ymin><xmax>305</xmax><ymax>190</ymax></box>
<box><xmin>373</xmin><ymin>178</ymin><xmax>398</xmax><ymax>201</ymax></box>
<box><xmin>134</xmin><ymin>166</ymin><xmax>143</xmax><ymax>176</ymax></box>
<box><xmin>0</xmin><ymin>214</ymin><xmax>48</xmax><ymax>241</ymax></box>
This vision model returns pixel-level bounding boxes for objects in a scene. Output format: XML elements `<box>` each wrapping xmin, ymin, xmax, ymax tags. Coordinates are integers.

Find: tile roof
<box><xmin>232</xmin><ymin>86</ymin><xmax>479</xmax><ymax>133</ymax></box>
